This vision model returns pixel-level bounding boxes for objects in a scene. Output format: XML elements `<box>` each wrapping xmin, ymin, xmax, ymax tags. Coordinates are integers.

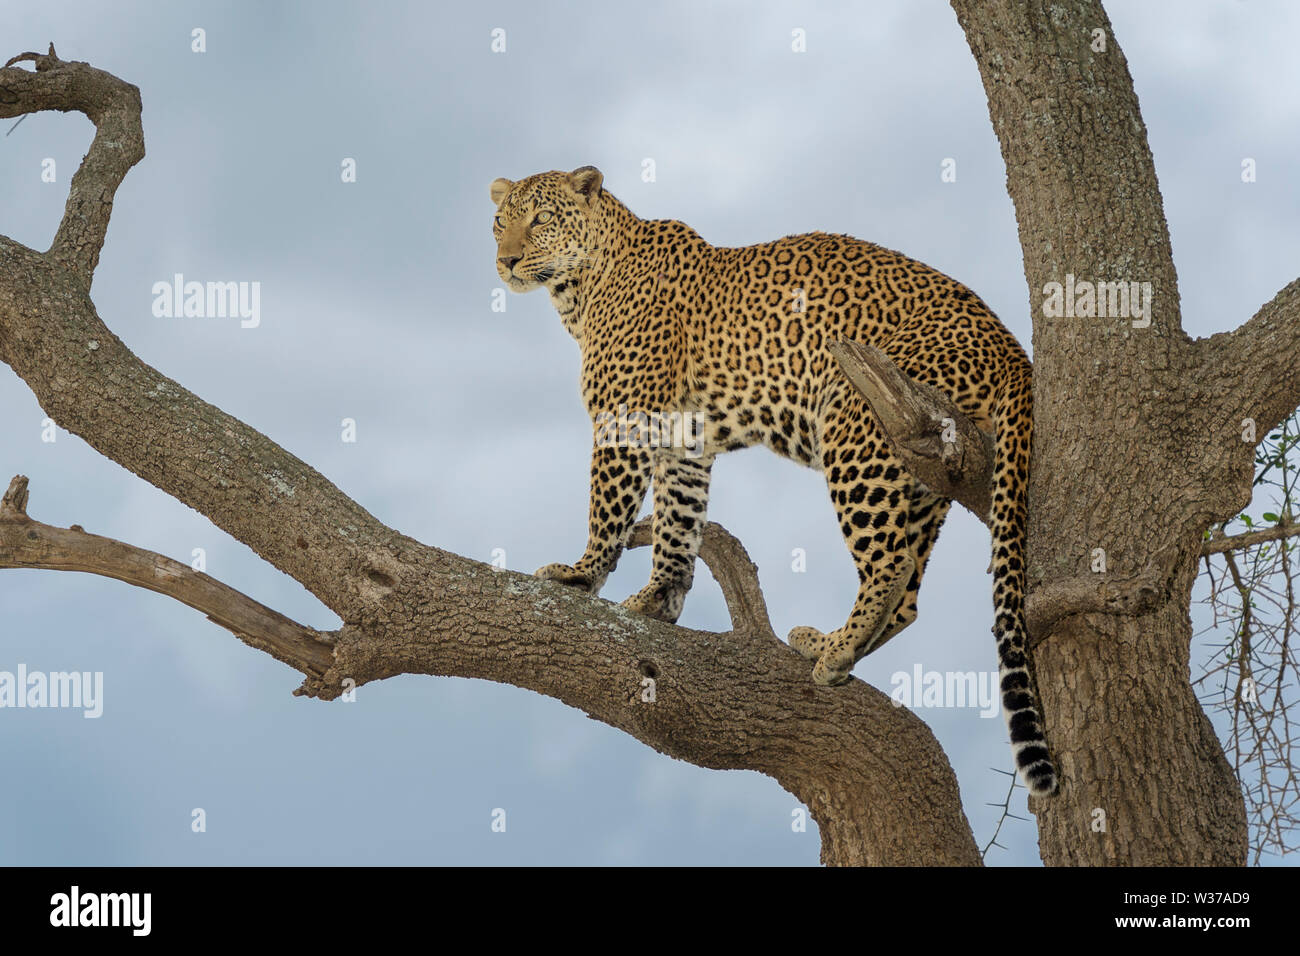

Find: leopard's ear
<box><xmin>568</xmin><ymin>166</ymin><xmax>603</xmax><ymax>204</ymax></box>
<box><xmin>490</xmin><ymin>177</ymin><xmax>513</xmax><ymax>206</ymax></box>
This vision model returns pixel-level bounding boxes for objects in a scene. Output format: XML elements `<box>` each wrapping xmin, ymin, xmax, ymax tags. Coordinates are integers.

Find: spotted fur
<box><xmin>490</xmin><ymin>166</ymin><xmax>1057</xmax><ymax>797</ymax></box>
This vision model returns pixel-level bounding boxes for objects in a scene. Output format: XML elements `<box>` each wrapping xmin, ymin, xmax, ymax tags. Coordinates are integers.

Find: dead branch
<box><xmin>830</xmin><ymin>340</ymin><xmax>994</xmax><ymax>522</ymax></box>
<box><xmin>0</xmin><ymin>474</ymin><xmax>335</xmax><ymax>676</ymax></box>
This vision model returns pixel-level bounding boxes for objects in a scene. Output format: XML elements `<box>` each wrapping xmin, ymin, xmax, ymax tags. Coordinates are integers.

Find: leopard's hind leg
<box><xmin>873</xmin><ymin>485</ymin><xmax>950</xmax><ymax>650</ymax></box>
<box><xmin>788</xmin><ymin>385</ymin><xmax>918</xmax><ymax>685</ymax></box>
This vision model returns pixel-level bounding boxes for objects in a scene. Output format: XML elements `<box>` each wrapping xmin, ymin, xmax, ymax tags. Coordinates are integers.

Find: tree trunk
<box><xmin>947</xmin><ymin>0</ymin><xmax>1300</xmax><ymax>864</ymax></box>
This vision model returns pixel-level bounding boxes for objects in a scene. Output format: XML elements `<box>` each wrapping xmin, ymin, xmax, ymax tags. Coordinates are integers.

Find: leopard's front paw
<box><xmin>621</xmin><ymin>581</ymin><xmax>687</xmax><ymax>623</ymax></box>
<box><xmin>534</xmin><ymin>562</ymin><xmax>597</xmax><ymax>591</ymax></box>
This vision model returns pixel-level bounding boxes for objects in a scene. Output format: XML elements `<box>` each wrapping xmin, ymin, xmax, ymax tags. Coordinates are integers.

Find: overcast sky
<box><xmin>1</xmin><ymin>0</ymin><xmax>1297</xmax><ymax>866</ymax></box>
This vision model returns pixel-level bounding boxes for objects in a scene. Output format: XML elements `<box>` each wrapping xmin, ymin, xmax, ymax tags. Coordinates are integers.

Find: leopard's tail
<box><xmin>991</xmin><ymin>361</ymin><xmax>1057</xmax><ymax>797</ymax></box>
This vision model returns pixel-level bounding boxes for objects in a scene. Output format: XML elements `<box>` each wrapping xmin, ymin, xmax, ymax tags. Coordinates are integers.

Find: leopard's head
<box><xmin>489</xmin><ymin>166</ymin><xmax>604</xmax><ymax>291</ymax></box>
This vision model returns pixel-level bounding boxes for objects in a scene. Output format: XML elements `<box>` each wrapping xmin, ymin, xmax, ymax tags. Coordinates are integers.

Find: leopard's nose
<box><xmin>499</xmin><ymin>255</ymin><xmax>521</xmax><ymax>273</ymax></box>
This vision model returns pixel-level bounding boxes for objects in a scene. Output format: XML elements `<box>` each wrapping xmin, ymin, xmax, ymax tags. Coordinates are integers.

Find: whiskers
<box><xmin>529</xmin><ymin>250</ymin><xmax>598</xmax><ymax>282</ymax></box>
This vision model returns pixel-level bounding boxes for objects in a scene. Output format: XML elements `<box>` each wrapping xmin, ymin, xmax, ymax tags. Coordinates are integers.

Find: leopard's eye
<box><xmin>533</xmin><ymin>210</ymin><xmax>553</xmax><ymax>225</ymax></box>
<box><xmin>494</xmin><ymin>214</ymin><xmax>505</xmax><ymax>229</ymax></box>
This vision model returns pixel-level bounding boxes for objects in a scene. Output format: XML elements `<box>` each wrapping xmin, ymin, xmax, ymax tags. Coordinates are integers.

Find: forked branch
<box><xmin>0</xmin><ymin>45</ymin><xmax>145</xmax><ymax>283</ymax></box>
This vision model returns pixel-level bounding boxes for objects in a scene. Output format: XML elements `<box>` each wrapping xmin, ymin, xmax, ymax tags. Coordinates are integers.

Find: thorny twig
<box><xmin>1194</xmin><ymin>411</ymin><xmax>1300</xmax><ymax>862</ymax></box>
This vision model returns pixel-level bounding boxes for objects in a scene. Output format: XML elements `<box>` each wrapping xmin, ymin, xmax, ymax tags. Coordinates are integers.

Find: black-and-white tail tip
<box><xmin>1000</xmin><ymin>657</ymin><xmax>1058</xmax><ymax>796</ymax></box>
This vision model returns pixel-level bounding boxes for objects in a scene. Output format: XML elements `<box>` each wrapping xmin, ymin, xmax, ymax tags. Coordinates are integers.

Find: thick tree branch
<box><xmin>0</xmin><ymin>49</ymin><xmax>982</xmax><ymax>867</ymax></box>
<box><xmin>0</xmin><ymin>466</ymin><xmax>980</xmax><ymax>866</ymax></box>
<box><xmin>1197</xmin><ymin>278</ymin><xmax>1300</xmax><ymax>452</ymax></box>
<box><xmin>0</xmin><ymin>479</ymin><xmax>781</xmax><ymax>685</ymax></box>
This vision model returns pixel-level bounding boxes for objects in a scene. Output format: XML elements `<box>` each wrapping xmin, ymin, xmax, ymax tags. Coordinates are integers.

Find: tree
<box><xmin>2</xmin><ymin>0</ymin><xmax>1298</xmax><ymax>866</ymax></box>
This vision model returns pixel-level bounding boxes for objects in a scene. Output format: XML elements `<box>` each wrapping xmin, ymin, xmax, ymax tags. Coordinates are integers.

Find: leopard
<box><xmin>489</xmin><ymin>165</ymin><xmax>1056</xmax><ymax>797</ymax></box>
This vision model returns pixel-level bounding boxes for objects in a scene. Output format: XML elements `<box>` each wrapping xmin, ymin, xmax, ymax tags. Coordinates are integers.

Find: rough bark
<box><xmin>0</xmin><ymin>46</ymin><xmax>980</xmax><ymax>867</ymax></box>
<box><xmin>949</xmin><ymin>0</ymin><xmax>1300</xmax><ymax>864</ymax></box>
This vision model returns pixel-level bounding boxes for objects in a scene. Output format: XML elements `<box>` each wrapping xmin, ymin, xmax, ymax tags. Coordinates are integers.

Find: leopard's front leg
<box><xmin>535</xmin><ymin>438</ymin><xmax>653</xmax><ymax>595</ymax></box>
<box><xmin>621</xmin><ymin>452</ymin><xmax>714</xmax><ymax>623</ymax></box>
